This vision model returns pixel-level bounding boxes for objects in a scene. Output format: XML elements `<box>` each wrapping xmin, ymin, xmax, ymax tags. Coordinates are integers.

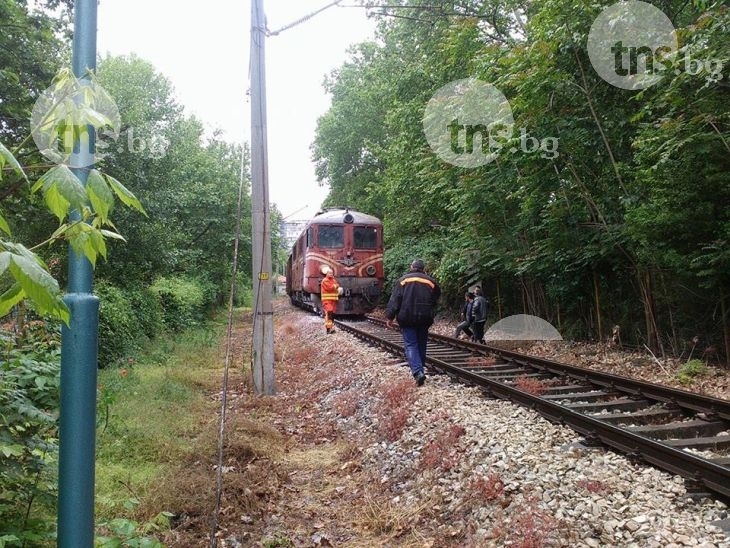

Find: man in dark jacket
<box><xmin>385</xmin><ymin>259</ymin><xmax>441</xmax><ymax>386</ymax></box>
<box><xmin>453</xmin><ymin>291</ymin><xmax>474</xmax><ymax>339</ymax></box>
<box><xmin>470</xmin><ymin>286</ymin><xmax>489</xmax><ymax>343</ymax></box>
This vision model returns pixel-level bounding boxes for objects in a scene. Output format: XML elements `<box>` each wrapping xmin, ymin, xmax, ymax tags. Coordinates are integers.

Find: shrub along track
<box><xmin>336</xmin><ymin>316</ymin><xmax>730</xmax><ymax>503</ymax></box>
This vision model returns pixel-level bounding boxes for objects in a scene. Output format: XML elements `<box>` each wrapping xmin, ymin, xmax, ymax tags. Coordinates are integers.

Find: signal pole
<box><xmin>250</xmin><ymin>0</ymin><xmax>275</xmax><ymax>394</ymax></box>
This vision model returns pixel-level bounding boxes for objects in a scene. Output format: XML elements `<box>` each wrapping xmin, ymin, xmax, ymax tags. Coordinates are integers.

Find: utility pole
<box><xmin>58</xmin><ymin>0</ymin><xmax>99</xmax><ymax>545</ymax></box>
<box><xmin>250</xmin><ymin>0</ymin><xmax>275</xmax><ymax>394</ymax></box>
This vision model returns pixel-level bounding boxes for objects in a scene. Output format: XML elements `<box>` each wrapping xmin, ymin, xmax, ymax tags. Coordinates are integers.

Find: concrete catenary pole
<box><xmin>250</xmin><ymin>0</ymin><xmax>275</xmax><ymax>394</ymax></box>
<box><xmin>57</xmin><ymin>0</ymin><xmax>100</xmax><ymax>545</ymax></box>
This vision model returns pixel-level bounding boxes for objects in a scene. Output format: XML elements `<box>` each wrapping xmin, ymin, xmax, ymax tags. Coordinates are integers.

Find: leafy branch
<box><xmin>0</xmin><ymin>68</ymin><xmax>147</xmax><ymax>324</ymax></box>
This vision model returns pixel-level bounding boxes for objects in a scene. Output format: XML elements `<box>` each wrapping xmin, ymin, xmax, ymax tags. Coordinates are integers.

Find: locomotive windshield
<box><xmin>354</xmin><ymin>226</ymin><xmax>378</xmax><ymax>249</ymax></box>
<box><xmin>318</xmin><ymin>225</ymin><xmax>344</xmax><ymax>248</ymax></box>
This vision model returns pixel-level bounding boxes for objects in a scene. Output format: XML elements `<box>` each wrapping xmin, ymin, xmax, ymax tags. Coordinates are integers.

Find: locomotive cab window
<box><xmin>318</xmin><ymin>225</ymin><xmax>344</xmax><ymax>248</ymax></box>
<box><xmin>354</xmin><ymin>226</ymin><xmax>378</xmax><ymax>249</ymax></box>
<box><xmin>306</xmin><ymin>227</ymin><xmax>314</xmax><ymax>248</ymax></box>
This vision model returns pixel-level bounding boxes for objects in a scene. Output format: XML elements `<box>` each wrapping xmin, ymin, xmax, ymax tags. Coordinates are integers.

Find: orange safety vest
<box><xmin>321</xmin><ymin>276</ymin><xmax>339</xmax><ymax>302</ymax></box>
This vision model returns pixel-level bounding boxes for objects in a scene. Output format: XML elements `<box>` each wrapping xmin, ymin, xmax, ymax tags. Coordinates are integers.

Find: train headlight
<box><xmin>366</xmin><ymin>265</ymin><xmax>376</xmax><ymax>276</ymax></box>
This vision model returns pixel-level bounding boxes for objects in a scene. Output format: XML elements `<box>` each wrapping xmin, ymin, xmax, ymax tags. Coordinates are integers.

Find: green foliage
<box><xmin>1</xmin><ymin>66</ymin><xmax>147</xmax><ymax>325</ymax></box>
<box><xmin>262</xmin><ymin>535</ymin><xmax>294</xmax><ymax>548</ymax></box>
<box><xmin>126</xmin><ymin>286</ymin><xmax>164</xmax><ymax>342</ymax></box>
<box><xmin>96</xmin><ymin>282</ymin><xmax>169</xmax><ymax>367</ymax></box>
<box><xmin>676</xmin><ymin>359</ymin><xmax>709</xmax><ymax>385</ymax></box>
<box><xmin>313</xmin><ymin>0</ymin><xmax>730</xmax><ymax>359</ymax></box>
<box><xmin>0</xmin><ymin>325</ymin><xmax>61</xmax><ymax>546</ymax></box>
<box><xmin>95</xmin><ymin>505</ymin><xmax>172</xmax><ymax>548</ymax></box>
<box><xmin>149</xmin><ymin>277</ymin><xmax>208</xmax><ymax>332</ymax></box>
<box><xmin>94</xmin><ymin>55</ymin><xmax>253</xmax><ymax>302</ymax></box>
<box><xmin>97</xmin><ymin>281</ymin><xmax>138</xmax><ymax>367</ymax></box>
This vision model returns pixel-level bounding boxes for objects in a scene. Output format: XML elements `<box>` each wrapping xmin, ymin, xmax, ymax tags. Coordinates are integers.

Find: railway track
<box><xmin>334</xmin><ymin>316</ymin><xmax>730</xmax><ymax>502</ymax></box>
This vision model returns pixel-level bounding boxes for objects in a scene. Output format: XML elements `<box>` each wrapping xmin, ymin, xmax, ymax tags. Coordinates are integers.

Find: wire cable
<box><xmin>267</xmin><ymin>0</ymin><xmax>344</xmax><ymax>36</ymax></box>
<box><xmin>208</xmin><ymin>145</ymin><xmax>247</xmax><ymax>548</ymax></box>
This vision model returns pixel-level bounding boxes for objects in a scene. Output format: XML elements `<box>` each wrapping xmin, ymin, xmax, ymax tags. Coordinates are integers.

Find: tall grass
<box><xmin>95</xmin><ymin>321</ymin><xmax>225</xmax><ymax>523</ymax></box>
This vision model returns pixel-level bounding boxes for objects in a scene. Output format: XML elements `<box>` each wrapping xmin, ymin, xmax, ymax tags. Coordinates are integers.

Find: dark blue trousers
<box><xmin>401</xmin><ymin>326</ymin><xmax>429</xmax><ymax>378</ymax></box>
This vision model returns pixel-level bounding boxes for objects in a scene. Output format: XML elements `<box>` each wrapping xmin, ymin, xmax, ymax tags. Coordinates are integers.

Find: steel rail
<box><xmin>432</xmin><ymin>331</ymin><xmax>730</xmax><ymax>421</ymax></box>
<box><xmin>336</xmin><ymin>318</ymin><xmax>730</xmax><ymax>500</ymax></box>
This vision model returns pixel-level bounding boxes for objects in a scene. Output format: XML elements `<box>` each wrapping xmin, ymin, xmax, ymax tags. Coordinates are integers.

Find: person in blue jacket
<box><xmin>385</xmin><ymin>259</ymin><xmax>441</xmax><ymax>386</ymax></box>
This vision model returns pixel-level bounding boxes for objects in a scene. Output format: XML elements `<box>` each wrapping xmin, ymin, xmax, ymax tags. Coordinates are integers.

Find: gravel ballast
<box><xmin>240</xmin><ymin>303</ymin><xmax>730</xmax><ymax>547</ymax></box>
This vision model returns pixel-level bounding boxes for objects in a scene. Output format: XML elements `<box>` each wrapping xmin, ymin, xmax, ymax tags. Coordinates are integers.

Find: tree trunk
<box><xmin>593</xmin><ymin>269</ymin><xmax>603</xmax><ymax>342</ymax></box>
<box><xmin>638</xmin><ymin>268</ymin><xmax>662</xmax><ymax>355</ymax></box>
<box><xmin>721</xmin><ymin>289</ymin><xmax>730</xmax><ymax>367</ymax></box>
<box><xmin>496</xmin><ymin>278</ymin><xmax>503</xmax><ymax>319</ymax></box>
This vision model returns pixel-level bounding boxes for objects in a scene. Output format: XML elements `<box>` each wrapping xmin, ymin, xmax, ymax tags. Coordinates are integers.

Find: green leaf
<box><xmin>35</xmin><ymin>165</ymin><xmax>87</xmax><ymax>221</ymax></box>
<box><xmin>0</xmin><ymin>213</ymin><xmax>11</xmax><ymax>236</ymax></box>
<box><xmin>44</xmin><ymin>181</ymin><xmax>72</xmax><ymax>221</ymax></box>
<box><xmin>0</xmin><ymin>283</ymin><xmax>25</xmax><ymax>318</ymax></box>
<box><xmin>104</xmin><ymin>174</ymin><xmax>147</xmax><ymax>215</ymax></box>
<box><xmin>6</xmin><ymin>245</ymin><xmax>69</xmax><ymax>323</ymax></box>
<box><xmin>95</xmin><ymin>536</ymin><xmax>123</xmax><ymax>548</ymax></box>
<box><xmin>1</xmin><ymin>443</ymin><xmax>25</xmax><ymax>457</ymax></box>
<box><xmin>99</xmin><ymin>229</ymin><xmax>126</xmax><ymax>241</ymax></box>
<box><xmin>0</xmin><ymin>141</ymin><xmax>26</xmax><ymax>182</ymax></box>
<box><xmin>86</xmin><ymin>169</ymin><xmax>114</xmax><ymax>222</ymax></box>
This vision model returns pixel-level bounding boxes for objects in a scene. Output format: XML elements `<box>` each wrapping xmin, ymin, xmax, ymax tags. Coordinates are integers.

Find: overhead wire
<box><xmin>208</xmin><ymin>145</ymin><xmax>247</xmax><ymax>548</ymax></box>
<box><xmin>267</xmin><ymin>0</ymin><xmax>344</xmax><ymax>36</ymax></box>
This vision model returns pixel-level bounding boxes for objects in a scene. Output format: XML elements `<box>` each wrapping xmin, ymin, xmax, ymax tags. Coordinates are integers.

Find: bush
<box><xmin>97</xmin><ymin>282</ymin><xmax>138</xmax><ymax>367</ymax></box>
<box><xmin>676</xmin><ymin>359</ymin><xmax>709</xmax><ymax>385</ymax></box>
<box><xmin>149</xmin><ymin>277</ymin><xmax>209</xmax><ymax>332</ymax></box>
<box><xmin>0</xmin><ymin>329</ymin><xmax>61</xmax><ymax>546</ymax></box>
<box><xmin>126</xmin><ymin>285</ymin><xmax>164</xmax><ymax>341</ymax></box>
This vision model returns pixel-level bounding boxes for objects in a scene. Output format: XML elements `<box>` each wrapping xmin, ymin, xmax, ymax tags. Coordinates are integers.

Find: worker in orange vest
<box><xmin>320</xmin><ymin>266</ymin><xmax>341</xmax><ymax>334</ymax></box>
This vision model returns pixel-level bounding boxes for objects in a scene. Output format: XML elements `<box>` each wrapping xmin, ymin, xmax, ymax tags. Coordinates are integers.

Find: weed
<box><xmin>331</xmin><ymin>390</ymin><xmax>359</xmax><ymax>417</ymax></box>
<box><xmin>262</xmin><ymin>534</ymin><xmax>293</xmax><ymax>547</ymax></box>
<box><xmin>466</xmin><ymin>356</ymin><xmax>498</xmax><ymax>367</ymax></box>
<box><xmin>288</xmin><ymin>345</ymin><xmax>318</xmax><ymax>364</ymax></box>
<box><xmin>514</xmin><ymin>375</ymin><xmax>547</xmax><ymax>395</ymax></box>
<box><xmin>420</xmin><ymin>424</ymin><xmax>466</xmax><ymax>471</ymax></box>
<box><xmin>377</xmin><ymin>406</ymin><xmax>410</xmax><ymax>442</ymax></box>
<box><xmin>95</xmin><ymin>500</ymin><xmax>172</xmax><ymax>547</ymax></box>
<box><xmin>506</xmin><ymin>496</ymin><xmax>557</xmax><ymax>548</ymax></box>
<box><xmin>357</xmin><ymin>493</ymin><xmax>435</xmax><ymax>536</ymax></box>
<box><xmin>677</xmin><ymin>359</ymin><xmax>709</xmax><ymax>385</ymax></box>
<box><xmin>469</xmin><ymin>473</ymin><xmax>505</xmax><ymax>502</ymax></box>
<box><xmin>576</xmin><ymin>478</ymin><xmax>610</xmax><ymax>495</ymax></box>
<box><xmin>375</xmin><ymin>377</ymin><xmax>418</xmax><ymax>442</ymax></box>
<box><xmin>381</xmin><ymin>377</ymin><xmax>417</xmax><ymax>408</ymax></box>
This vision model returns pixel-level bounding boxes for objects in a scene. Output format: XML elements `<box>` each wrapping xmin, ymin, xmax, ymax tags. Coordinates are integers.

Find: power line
<box><xmin>267</xmin><ymin>0</ymin><xmax>345</xmax><ymax>36</ymax></box>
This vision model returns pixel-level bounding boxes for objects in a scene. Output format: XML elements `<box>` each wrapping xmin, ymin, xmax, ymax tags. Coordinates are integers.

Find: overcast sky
<box><xmin>96</xmin><ymin>1</ymin><xmax>377</xmax><ymax>221</ymax></box>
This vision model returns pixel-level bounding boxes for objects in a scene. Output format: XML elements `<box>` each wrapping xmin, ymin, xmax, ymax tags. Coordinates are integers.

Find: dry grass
<box><xmin>127</xmin><ymin>301</ymin><xmax>505</xmax><ymax>546</ymax></box>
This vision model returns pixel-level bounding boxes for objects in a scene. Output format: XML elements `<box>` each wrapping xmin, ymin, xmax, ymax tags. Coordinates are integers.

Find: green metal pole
<box><xmin>57</xmin><ymin>0</ymin><xmax>99</xmax><ymax>546</ymax></box>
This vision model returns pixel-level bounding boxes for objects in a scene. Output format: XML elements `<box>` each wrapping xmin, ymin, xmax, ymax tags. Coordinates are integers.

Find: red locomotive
<box><xmin>286</xmin><ymin>208</ymin><xmax>384</xmax><ymax>315</ymax></box>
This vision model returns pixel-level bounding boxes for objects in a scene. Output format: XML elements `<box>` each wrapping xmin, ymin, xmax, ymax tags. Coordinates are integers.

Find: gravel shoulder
<box><xmin>194</xmin><ymin>300</ymin><xmax>729</xmax><ymax>548</ymax></box>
